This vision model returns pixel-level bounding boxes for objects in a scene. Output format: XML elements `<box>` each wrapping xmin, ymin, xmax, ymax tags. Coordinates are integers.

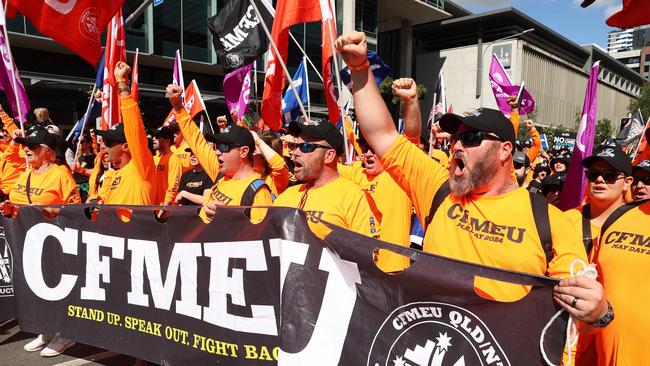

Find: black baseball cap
<box><xmin>205</xmin><ymin>124</ymin><xmax>255</xmax><ymax>151</ymax></box>
<box><xmin>153</xmin><ymin>126</ymin><xmax>174</xmax><ymax>141</ymax></box>
<box><xmin>541</xmin><ymin>174</ymin><xmax>565</xmax><ymax>196</ymax></box>
<box><xmin>633</xmin><ymin>160</ymin><xmax>650</xmax><ymax>174</ymax></box>
<box><xmin>439</xmin><ymin>108</ymin><xmax>516</xmax><ymax>146</ymax></box>
<box><xmin>582</xmin><ymin>144</ymin><xmax>632</xmax><ymax>176</ymax></box>
<box><xmin>14</xmin><ymin>126</ymin><xmax>59</xmax><ymax>150</ymax></box>
<box><xmin>534</xmin><ymin>165</ymin><xmax>551</xmax><ymax>176</ymax></box>
<box><xmin>95</xmin><ymin>123</ymin><xmax>127</xmax><ymax>144</ymax></box>
<box><xmin>288</xmin><ymin>119</ymin><xmax>344</xmax><ymax>155</ymax></box>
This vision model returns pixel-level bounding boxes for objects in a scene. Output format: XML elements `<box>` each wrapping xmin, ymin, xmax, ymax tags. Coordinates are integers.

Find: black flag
<box><xmin>208</xmin><ymin>0</ymin><xmax>274</xmax><ymax>71</ymax></box>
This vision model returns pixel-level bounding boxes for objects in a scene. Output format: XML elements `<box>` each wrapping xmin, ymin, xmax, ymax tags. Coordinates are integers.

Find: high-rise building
<box><xmin>608</xmin><ymin>25</ymin><xmax>650</xmax><ymax>80</ymax></box>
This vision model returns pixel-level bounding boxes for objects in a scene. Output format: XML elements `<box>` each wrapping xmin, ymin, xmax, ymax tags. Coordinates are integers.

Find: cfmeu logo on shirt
<box><xmin>368</xmin><ymin>302</ymin><xmax>509</xmax><ymax>366</ymax></box>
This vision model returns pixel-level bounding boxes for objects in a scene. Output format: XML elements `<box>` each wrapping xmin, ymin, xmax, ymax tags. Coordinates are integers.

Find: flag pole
<box><xmin>324</xmin><ymin>0</ymin><xmax>351</xmax><ymax>163</ymax></box>
<box><xmin>304</xmin><ymin>57</ymin><xmax>311</xmax><ymax>120</ymax></box>
<box><xmin>1</xmin><ymin>19</ymin><xmax>25</xmax><ymax>133</ymax></box>
<box><xmin>249</xmin><ymin>0</ymin><xmax>309</xmax><ymax>121</ymax></box>
<box><xmin>631</xmin><ymin>109</ymin><xmax>648</xmax><ymax>160</ymax></box>
<box><xmin>73</xmin><ymin>85</ymin><xmax>98</xmax><ymax>164</ymax></box>
<box><xmin>289</xmin><ymin>33</ymin><xmax>323</xmax><ymax>82</ymax></box>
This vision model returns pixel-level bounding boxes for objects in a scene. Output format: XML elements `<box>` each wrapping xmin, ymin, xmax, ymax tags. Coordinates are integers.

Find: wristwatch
<box><xmin>591</xmin><ymin>301</ymin><xmax>614</xmax><ymax>328</ymax></box>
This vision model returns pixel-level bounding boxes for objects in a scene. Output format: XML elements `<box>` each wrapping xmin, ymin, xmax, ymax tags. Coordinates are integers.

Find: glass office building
<box><xmin>3</xmin><ymin>0</ymin><xmax>447</xmax><ymax>128</ymax></box>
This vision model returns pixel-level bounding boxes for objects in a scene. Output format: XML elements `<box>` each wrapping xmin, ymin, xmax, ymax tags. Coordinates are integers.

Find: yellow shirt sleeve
<box><xmin>164</xmin><ymin>154</ymin><xmax>182</xmax><ymax>205</ymax></box>
<box><xmin>267</xmin><ymin>154</ymin><xmax>289</xmax><ymax>196</ymax></box>
<box><xmin>175</xmin><ymin>108</ymin><xmax>220</xmax><ymax>181</ymax></box>
<box><xmin>120</xmin><ymin>96</ymin><xmax>154</xmax><ymax>180</ymax></box>
<box><xmin>250</xmin><ymin>184</ymin><xmax>273</xmax><ymax>223</ymax></box>
<box><xmin>381</xmin><ymin>135</ymin><xmax>448</xmax><ymax>225</ymax></box>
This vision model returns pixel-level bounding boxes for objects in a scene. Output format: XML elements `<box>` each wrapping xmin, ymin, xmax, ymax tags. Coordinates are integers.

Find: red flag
<box><xmin>7</xmin><ymin>0</ymin><xmax>123</xmax><ymax>65</ymax></box>
<box><xmin>131</xmin><ymin>48</ymin><xmax>140</xmax><ymax>103</ymax></box>
<box><xmin>607</xmin><ymin>0</ymin><xmax>650</xmax><ymax>28</ymax></box>
<box><xmin>162</xmin><ymin>80</ymin><xmax>206</xmax><ymax>127</ymax></box>
<box><xmin>184</xmin><ymin>80</ymin><xmax>207</xmax><ymax>118</ymax></box>
<box><xmin>261</xmin><ymin>0</ymin><xmax>323</xmax><ymax>131</ymax></box>
<box><xmin>101</xmin><ymin>9</ymin><xmax>126</xmax><ymax>129</ymax></box>
<box><xmin>321</xmin><ymin>0</ymin><xmax>341</xmax><ymax>124</ymax></box>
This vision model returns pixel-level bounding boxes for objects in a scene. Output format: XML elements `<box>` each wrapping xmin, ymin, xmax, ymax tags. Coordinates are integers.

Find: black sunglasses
<box><xmin>287</xmin><ymin>142</ymin><xmax>332</xmax><ymax>153</ymax></box>
<box><xmin>359</xmin><ymin>143</ymin><xmax>373</xmax><ymax>153</ymax></box>
<box><xmin>513</xmin><ymin>162</ymin><xmax>525</xmax><ymax>170</ymax></box>
<box><xmin>450</xmin><ymin>130</ymin><xmax>505</xmax><ymax>147</ymax></box>
<box><xmin>216</xmin><ymin>143</ymin><xmax>241</xmax><ymax>153</ymax></box>
<box><xmin>586</xmin><ymin>169</ymin><xmax>624</xmax><ymax>184</ymax></box>
<box><xmin>633</xmin><ymin>176</ymin><xmax>650</xmax><ymax>185</ymax></box>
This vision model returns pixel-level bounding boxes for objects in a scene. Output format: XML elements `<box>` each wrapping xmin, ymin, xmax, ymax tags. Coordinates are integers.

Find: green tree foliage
<box><xmin>378</xmin><ymin>76</ymin><xmax>428</xmax><ymax>104</ymax></box>
<box><xmin>595</xmin><ymin>118</ymin><xmax>613</xmax><ymax>146</ymax></box>
<box><xmin>629</xmin><ymin>82</ymin><xmax>650</xmax><ymax>119</ymax></box>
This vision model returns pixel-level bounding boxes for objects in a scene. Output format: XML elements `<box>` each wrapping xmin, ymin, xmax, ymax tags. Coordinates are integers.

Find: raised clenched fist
<box><xmin>391</xmin><ymin>78</ymin><xmax>417</xmax><ymax>100</ymax></box>
<box><xmin>166</xmin><ymin>84</ymin><xmax>184</xmax><ymax>110</ymax></box>
<box><xmin>114</xmin><ymin>61</ymin><xmax>131</xmax><ymax>81</ymax></box>
<box><xmin>335</xmin><ymin>31</ymin><xmax>368</xmax><ymax>69</ymax></box>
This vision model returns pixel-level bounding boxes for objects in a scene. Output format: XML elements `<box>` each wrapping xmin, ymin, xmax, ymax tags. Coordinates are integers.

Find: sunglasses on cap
<box><xmin>450</xmin><ymin>130</ymin><xmax>505</xmax><ymax>148</ymax></box>
<box><xmin>287</xmin><ymin>142</ymin><xmax>332</xmax><ymax>153</ymax></box>
<box><xmin>216</xmin><ymin>143</ymin><xmax>241</xmax><ymax>153</ymax></box>
<box><xmin>633</xmin><ymin>176</ymin><xmax>650</xmax><ymax>185</ymax></box>
<box><xmin>586</xmin><ymin>169</ymin><xmax>624</xmax><ymax>184</ymax></box>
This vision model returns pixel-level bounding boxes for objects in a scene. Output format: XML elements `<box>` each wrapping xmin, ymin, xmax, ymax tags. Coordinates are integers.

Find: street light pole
<box><xmin>478</xmin><ymin>28</ymin><xmax>535</xmax><ymax>107</ymax></box>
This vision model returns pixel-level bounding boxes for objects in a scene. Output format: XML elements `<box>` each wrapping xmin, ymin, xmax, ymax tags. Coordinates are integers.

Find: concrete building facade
<box><xmin>413</xmin><ymin>8</ymin><xmax>646</xmax><ymax>130</ymax></box>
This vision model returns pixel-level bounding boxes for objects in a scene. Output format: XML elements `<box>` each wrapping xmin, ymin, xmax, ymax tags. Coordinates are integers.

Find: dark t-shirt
<box><xmin>178</xmin><ymin>169</ymin><xmax>213</xmax><ymax>206</ymax></box>
<box><xmin>73</xmin><ymin>153</ymin><xmax>96</xmax><ymax>184</ymax></box>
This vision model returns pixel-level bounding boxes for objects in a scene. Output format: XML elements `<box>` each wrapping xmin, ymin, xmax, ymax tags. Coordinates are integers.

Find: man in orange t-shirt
<box><xmin>336</xmin><ymin>30</ymin><xmax>610</xmax><ymax>326</ymax></box>
<box><xmin>151</xmin><ymin>126</ymin><xmax>182</xmax><ymax>206</ymax></box>
<box><xmin>95</xmin><ymin>62</ymin><xmax>155</xmax><ymax>206</ymax></box>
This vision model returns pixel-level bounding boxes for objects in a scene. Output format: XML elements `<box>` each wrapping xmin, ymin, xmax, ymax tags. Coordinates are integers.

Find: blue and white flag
<box><xmin>340</xmin><ymin>51</ymin><xmax>391</xmax><ymax>91</ymax></box>
<box><xmin>281</xmin><ymin>58</ymin><xmax>309</xmax><ymax>126</ymax></box>
<box><xmin>540</xmin><ymin>134</ymin><xmax>549</xmax><ymax>151</ymax></box>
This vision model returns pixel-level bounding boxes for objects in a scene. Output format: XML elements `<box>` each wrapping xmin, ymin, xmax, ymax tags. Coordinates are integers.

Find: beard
<box><xmin>449</xmin><ymin>143</ymin><xmax>501</xmax><ymax>199</ymax></box>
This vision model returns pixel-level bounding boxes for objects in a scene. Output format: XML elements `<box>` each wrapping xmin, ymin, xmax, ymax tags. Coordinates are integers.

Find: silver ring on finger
<box><xmin>571</xmin><ymin>297</ymin><xmax>579</xmax><ymax>308</ymax></box>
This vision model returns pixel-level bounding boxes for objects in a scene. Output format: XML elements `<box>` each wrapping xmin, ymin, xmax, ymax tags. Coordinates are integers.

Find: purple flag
<box><xmin>172</xmin><ymin>50</ymin><xmax>186</xmax><ymax>101</ymax></box>
<box><xmin>0</xmin><ymin>26</ymin><xmax>30</xmax><ymax>122</ymax></box>
<box><xmin>559</xmin><ymin>61</ymin><xmax>600</xmax><ymax>211</ymax></box>
<box><xmin>223</xmin><ymin>63</ymin><xmax>253</xmax><ymax>120</ymax></box>
<box><xmin>488</xmin><ymin>54</ymin><xmax>535</xmax><ymax>115</ymax></box>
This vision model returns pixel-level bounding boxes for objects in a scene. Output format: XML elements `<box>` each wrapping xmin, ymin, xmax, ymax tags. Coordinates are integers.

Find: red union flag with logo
<box><xmin>162</xmin><ymin>80</ymin><xmax>206</xmax><ymax>127</ymax></box>
<box><xmin>6</xmin><ymin>0</ymin><xmax>124</xmax><ymax>65</ymax></box>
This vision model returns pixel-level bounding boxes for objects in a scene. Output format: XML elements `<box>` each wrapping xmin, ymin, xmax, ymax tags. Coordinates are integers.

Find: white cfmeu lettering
<box><xmin>19</xmin><ymin>224</ymin><xmax>362</xmax><ymax>359</ymax></box>
<box><xmin>220</xmin><ymin>5</ymin><xmax>260</xmax><ymax>51</ymax></box>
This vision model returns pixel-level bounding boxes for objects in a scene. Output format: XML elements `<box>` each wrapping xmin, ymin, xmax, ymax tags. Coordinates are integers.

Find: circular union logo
<box><xmin>79</xmin><ymin>7</ymin><xmax>100</xmax><ymax>41</ymax></box>
<box><xmin>368</xmin><ymin>302</ymin><xmax>510</xmax><ymax>366</ymax></box>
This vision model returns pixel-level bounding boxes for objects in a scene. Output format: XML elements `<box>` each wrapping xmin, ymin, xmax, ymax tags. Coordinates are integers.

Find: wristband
<box><xmin>592</xmin><ymin>301</ymin><xmax>614</xmax><ymax>328</ymax></box>
<box><xmin>118</xmin><ymin>85</ymin><xmax>131</xmax><ymax>93</ymax></box>
<box><xmin>348</xmin><ymin>59</ymin><xmax>370</xmax><ymax>72</ymax></box>
<box><xmin>116</xmin><ymin>78</ymin><xmax>129</xmax><ymax>84</ymax></box>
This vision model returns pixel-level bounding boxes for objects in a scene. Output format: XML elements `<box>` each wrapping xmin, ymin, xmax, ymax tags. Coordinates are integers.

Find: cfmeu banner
<box><xmin>1</xmin><ymin>206</ymin><xmax>568</xmax><ymax>365</ymax></box>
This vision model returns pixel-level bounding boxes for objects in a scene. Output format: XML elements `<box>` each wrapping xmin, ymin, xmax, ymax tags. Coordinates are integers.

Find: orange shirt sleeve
<box><xmin>527</xmin><ymin>127</ymin><xmax>541</xmax><ymax>162</ymax></box>
<box><xmin>1</xmin><ymin>113</ymin><xmax>17</xmax><ymax>135</ymax></box>
<box><xmin>510</xmin><ymin>109</ymin><xmax>520</xmax><ymax>136</ymax></box>
<box><xmin>164</xmin><ymin>155</ymin><xmax>182</xmax><ymax>204</ymax></box>
<box><xmin>267</xmin><ymin>154</ymin><xmax>289</xmax><ymax>195</ymax></box>
<box><xmin>174</xmin><ymin>108</ymin><xmax>220</xmax><ymax>181</ymax></box>
<box><xmin>58</xmin><ymin>168</ymin><xmax>82</xmax><ymax>204</ymax></box>
<box><xmin>250</xmin><ymin>185</ymin><xmax>273</xmax><ymax>223</ymax></box>
<box><xmin>3</xmin><ymin>143</ymin><xmax>26</xmax><ymax>170</ymax></box>
<box><xmin>120</xmin><ymin>96</ymin><xmax>154</xmax><ymax>180</ymax></box>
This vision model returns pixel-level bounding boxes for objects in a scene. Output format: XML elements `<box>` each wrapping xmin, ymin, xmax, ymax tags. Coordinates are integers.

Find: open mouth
<box><xmin>453</xmin><ymin>157</ymin><xmax>466</xmax><ymax>177</ymax></box>
<box><xmin>217</xmin><ymin>158</ymin><xmax>224</xmax><ymax>169</ymax></box>
<box><xmin>293</xmin><ymin>160</ymin><xmax>303</xmax><ymax>173</ymax></box>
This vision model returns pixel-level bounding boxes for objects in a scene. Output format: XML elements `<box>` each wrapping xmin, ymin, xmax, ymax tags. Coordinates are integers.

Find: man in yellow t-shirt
<box><xmin>95</xmin><ymin>62</ymin><xmax>155</xmax><ymax>206</ymax></box>
<box><xmin>339</xmin><ymin>136</ymin><xmax>412</xmax><ymax>272</ymax></box>
<box><xmin>166</xmin><ymin>85</ymin><xmax>272</xmax><ymax>223</ymax></box>
<box><xmin>273</xmin><ymin>119</ymin><xmax>381</xmax><ymax>240</ymax></box>
<box><xmin>169</xmin><ymin>122</ymin><xmax>192</xmax><ymax>174</ymax></box>
<box><xmin>585</xmin><ymin>199</ymin><xmax>650</xmax><ymax>366</ymax></box>
<box><xmin>151</xmin><ymin>126</ymin><xmax>182</xmax><ymax>206</ymax></box>
<box><xmin>336</xmin><ymin>30</ymin><xmax>609</xmax><ymax>326</ymax></box>
<box><xmin>631</xmin><ymin>160</ymin><xmax>650</xmax><ymax>201</ymax></box>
